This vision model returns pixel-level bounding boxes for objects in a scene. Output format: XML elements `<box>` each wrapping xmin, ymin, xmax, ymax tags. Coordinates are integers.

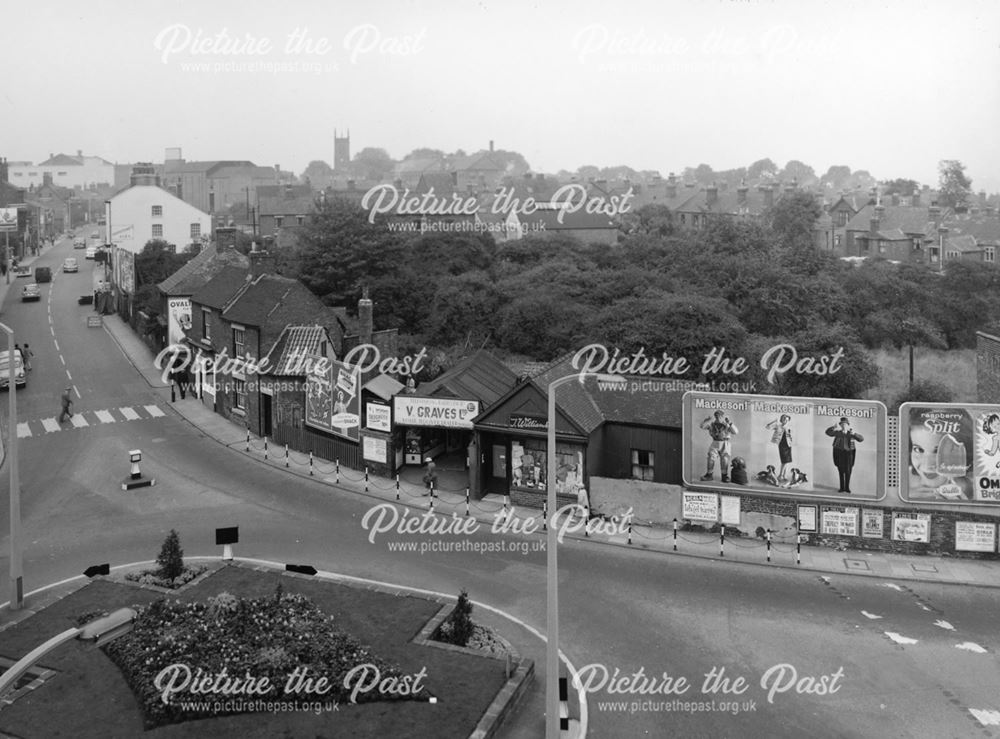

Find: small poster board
<box><xmin>861</xmin><ymin>509</ymin><xmax>884</xmax><ymax>539</ymax></box>
<box><xmin>683</xmin><ymin>491</ymin><xmax>718</xmax><ymax>522</ymax></box>
<box><xmin>720</xmin><ymin>495</ymin><xmax>741</xmax><ymax>525</ymax></box>
<box><xmin>821</xmin><ymin>506</ymin><xmax>859</xmax><ymax>536</ymax></box>
<box><xmin>797</xmin><ymin>504</ymin><xmax>818</xmax><ymax>533</ymax></box>
<box><xmin>362</xmin><ymin>435</ymin><xmax>388</xmax><ymax>464</ymax></box>
<box><xmin>892</xmin><ymin>512</ymin><xmax>931</xmax><ymax>543</ymax></box>
<box><xmin>955</xmin><ymin>521</ymin><xmax>996</xmax><ymax>552</ymax></box>
<box><xmin>87</xmin><ymin>315</ymin><xmax>103</xmax><ymax>328</ymax></box>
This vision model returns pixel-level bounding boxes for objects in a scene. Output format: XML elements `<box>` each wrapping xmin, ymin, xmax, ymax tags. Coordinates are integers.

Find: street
<box><xmin>2</xmin><ymin>236</ymin><xmax>1000</xmax><ymax>737</ymax></box>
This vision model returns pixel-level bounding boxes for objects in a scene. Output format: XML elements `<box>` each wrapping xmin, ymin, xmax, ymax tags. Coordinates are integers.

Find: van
<box><xmin>0</xmin><ymin>350</ymin><xmax>26</xmax><ymax>389</ymax></box>
<box><xmin>34</xmin><ymin>266</ymin><xmax>52</xmax><ymax>283</ymax></box>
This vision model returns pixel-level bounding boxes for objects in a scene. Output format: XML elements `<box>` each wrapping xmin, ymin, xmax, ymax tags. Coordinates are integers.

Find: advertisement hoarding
<box><xmin>166</xmin><ymin>297</ymin><xmax>192</xmax><ymax>345</ymax></box>
<box><xmin>392</xmin><ymin>396</ymin><xmax>480</xmax><ymax>429</ymax></box>
<box><xmin>0</xmin><ymin>207</ymin><xmax>17</xmax><ymax>232</ymax></box>
<box><xmin>305</xmin><ymin>356</ymin><xmax>360</xmax><ymax>441</ymax></box>
<box><xmin>954</xmin><ymin>521</ymin><xmax>996</xmax><ymax>552</ymax></box>
<box><xmin>683</xmin><ymin>391</ymin><xmax>887</xmax><ymax>500</ymax></box>
<box><xmin>682</xmin><ymin>491</ymin><xmax>718</xmax><ymax>522</ymax></box>
<box><xmin>899</xmin><ymin>402</ymin><xmax>1000</xmax><ymax>504</ymax></box>
<box><xmin>820</xmin><ymin>506</ymin><xmax>859</xmax><ymax>536</ymax></box>
<box><xmin>891</xmin><ymin>512</ymin><xmax>931</xmax><ymax>543</ymax></box>
<box><xmin>365</xmin><ymin>402</ymin><xmax>391</xmax><ymax>432</ymax></box>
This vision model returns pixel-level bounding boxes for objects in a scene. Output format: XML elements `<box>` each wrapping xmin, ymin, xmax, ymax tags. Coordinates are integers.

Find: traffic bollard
<box><xmin>720</xmin><ymin>525</ymin><xmax>725</xmax><ymax>557</ymax></box>
<box><xmin>263</xmin><ymin>437</ymin><xmax>268</xmax><ymax>460</ymax></box>
<box><xmin>673</xmin><ymin>518</ymin><xmax>678</xmax><ymax>551</ymax></box>
<box><xmin>766</xmin><ymin>529</ymin><xmax>772</xmax><ymax>563</ymax></box>
<box><xmin>396</xmin><ymin>475</ymin><xmax>400</xmax><ymax>501</ymax></box>
<box><xmin>365</xmin><ymin>467</ymin><xmax>369</xmax><ymax>493</ymax></box>
<box><xmin>309</xmin><ymin>450</ymin><xmax>314</xmax><ymax>476</ymax></box>
<box><xmin>285</xmin><ymin>443</ymin><xmax>289</xmax><ymax>468</ymax></box>
<box><xmin>465</xmin><ymin>488</ymin><xmax>470</xmax><ymax>517</ymax></box>
<box><xmin>336</xmin><ymin>459</ymin><xmax>340</xmax><ymax>484</ymax></box>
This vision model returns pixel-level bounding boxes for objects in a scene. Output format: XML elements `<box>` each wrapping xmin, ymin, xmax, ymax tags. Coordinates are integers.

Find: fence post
<box><xmin>263</xmin><ymin>436</ymin><xmax>268</xmax><ymax>460</ymax></box>
<box><xmin>246</xmin><ymin>428</ymin><xmax>250</xmax><ymax>452</ymax></box>
<box><xmin>465</xmin><ymin>488</ymin><xmax>470</xmax><ymax>517</ymax></box>
<box><xmin>796</xmin><ymin>530</ymin><xmax>801</xmax><ymax>565</ymax></box>
<box><xmin>503</xmin><ymin>493</ymin><xmax>509</xmax><ymax>512</ymax></box>
<box><xmin>285</xmin><ymin>443</ymin><xmax>289</xmax><ymax>468</ymax></box>
<box><xmin>584</xmin><ymin>503</ymin><xmax>590</xmax><ymax>537</ymax></box>
<box><xmin>396</xmin><ymin>475</ymin><xmax>401</xmax><ymax>501</ymax></box>
<box><xmin>766</xmin><ymin>529</ymin><xmax>772</xmax><ymax>563</ymax></box>
<box><xmin>628</xmin><ymin>519</ymin><xmax>633</xmax><ymax>546</ymax></box>
<box><xmin>542</xmin><ymin>500</ymin><xmax>547</xmax><ymax>532</ymax></box>
<box><xmin>336</xmin><ymin>459</ymin><xmax>340</xmax><ymax>484</ymax></box>
<box><xmin>720</xmin><ymin>525</ymin><xmax>725</xmax><ymax>557</ymax></box>
<box><xmin>673</xmin><ymin>518</ymin><xmax>678</xmax><ymax>551</ymax></box>
<box><xmin>309</xmin><ymin>450</ymin><xmax>314</xmax><ymax>476</ymax></box>
<box><xmin>364</xmin><ymin>467</ymin><xmax>369</xmax><ymax>492</ymax></box>
<box><xmin>429</xmin><ymin>480</ymin><xmax>435</xmax><ymax>511</ymax></box>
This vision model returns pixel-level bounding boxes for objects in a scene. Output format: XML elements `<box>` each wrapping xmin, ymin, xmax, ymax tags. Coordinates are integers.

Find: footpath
<box><xmin>97</xmin><ymin>312</ymin><xmax>1000</xmax><ymax>590</ymax></box>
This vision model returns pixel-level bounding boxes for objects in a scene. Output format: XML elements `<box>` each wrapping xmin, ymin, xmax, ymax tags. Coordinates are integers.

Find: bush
<box><xmin>157</xmin><ymin>529</ymin><xmax>184</xmax><ymax>582</ymax></box>
<box><xmin>888</xmin><ymin>378</ymin><xmax>954</xmax><ymax>414</ymax></box>
<box><xmin>437</xmin><ymin>590</ymin><xmax>475</xmax><ymax>647</ymax></box>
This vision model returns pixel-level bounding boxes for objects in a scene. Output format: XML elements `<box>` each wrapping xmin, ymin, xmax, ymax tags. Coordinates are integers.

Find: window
<box><xmin>57</xmin><ymin>171</ymin><xmax>67</xmax><ymax>176</ymax></box>
<box><xmin>234</xmin><ymin>378</ymin><xmax>246</xmax><ymax>410</ymax></box>
<box><xmin>275</xmin><ymin>216</ymin><xmax>284</xmax><ymax>227</ymax></box>
<box><xmin>986</xmin><ymin>247</ymin><xmax>995</xmax><ymax>263</ymax></box>
<box><xmin>151</xmin><ymin>205</ymin><xmax>163</xmax><ymax>217</ymax></box>
<box><xmin>511</xmin><ymin>439</ymin><xmax>584</xmax><ymax>495</ymax></box>
<box><xmin>834</xmin><ymin>234</ymin><xmax>842</xmax><ymax>247</ymax></box>
<box><xmin>152</xmin><ymin>224</ymin><xmax>163</xmax><ymax>238</ymax></box>
<box><xmin>202</xmin><ymin>309</ymin><xmax>212</xmax><ymax>341</ymax></box>
<box><xmin>631</xmin><ymin>449</ymin><xmax>655</xmax><ymax>481</ymax></box>
<box><xmin>232</xmin><ymin>326</ymin><xmax>245</xmax><ymax>357</ymax></box>
<box><xmin>878</xmin><ymin>240</ymin><xmax>886</xmax><ymax>254</ymax></box>
<box><xmin>297</xmin><ymin>215</ymin><xmax>305</xmax><ymax>226</ymax></box>
<box><xmin>190</xmin><ymin>223</ymin><xmax>201</xmax><ymax>238</ymax></box>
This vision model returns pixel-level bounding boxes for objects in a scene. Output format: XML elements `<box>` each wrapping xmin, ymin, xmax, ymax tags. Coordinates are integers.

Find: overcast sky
<box><xmin>3</xmin><ymin>0</ymin><xmax>998</xmax><ymax>191</ymax></box>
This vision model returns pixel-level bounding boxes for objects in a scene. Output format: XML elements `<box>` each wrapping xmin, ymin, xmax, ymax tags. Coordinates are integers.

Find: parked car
<box><xmin>34</xmin><ymin>266</ymin><xmax>51</xmax><ymax>283</ymax></box>
<box><xmin>21</xmin><ymin>283</ymin><xmax>40</xmax><ymax>301</ymax></box>
<box><xmin>0</xmin><ymin>350</ymin><xmax>26</xmax><ymax>389</ymax></box>
<box><xmin>85</xmin><ymin>246</ymin><xmax>97</xmax><ymax>260</ymax></box>
<box><xmin>63</xmin><ymin>257</ymin><xmax>79</xmax><ymax>273</ymax></box>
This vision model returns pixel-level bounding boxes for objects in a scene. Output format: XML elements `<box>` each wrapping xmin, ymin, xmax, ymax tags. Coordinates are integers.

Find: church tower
<box><xmin>334</xmin><ymin>129</ymin><xmax>350</xmax><ymax>171</ymax></box>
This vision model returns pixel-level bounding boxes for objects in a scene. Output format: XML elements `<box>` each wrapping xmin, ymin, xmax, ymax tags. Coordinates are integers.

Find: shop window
<box><xmin>511</xmin><ymin>439</ymin><xmax>584</xmax><ymax>495</ymax></box>
<box><xmin>631</xmin><ymin>449</ymin><xmax>655</xmax><ymax>481</ymax></box>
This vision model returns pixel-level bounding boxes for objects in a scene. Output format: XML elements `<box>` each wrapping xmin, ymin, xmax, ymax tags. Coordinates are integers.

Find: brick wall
<box><xmin>976</xmin><ymin>331</ymin><xmax>1000</xmax><ymax>403</ymax></box>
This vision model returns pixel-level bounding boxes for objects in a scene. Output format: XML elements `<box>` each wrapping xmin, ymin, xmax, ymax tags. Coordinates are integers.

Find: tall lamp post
<box><xmin>545</xmin><ymin>371</ymin><xmax>623</xmax><ymax>738</ymax></box>
<box><xmin>2</xmin><ymin>321</ymin><xmax>22</xmax><ymax>610</ymax></box>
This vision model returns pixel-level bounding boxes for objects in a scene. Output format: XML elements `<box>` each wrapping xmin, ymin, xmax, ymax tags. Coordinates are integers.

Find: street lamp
<box><xmin>545</xmin><ymin>371</ymin><xmax>624</xmax><ymax>738</ymax></box>
<box><xmin>1</xmin><ymin>321</ymin><xmax>22</xmax><ymax>610</ymax></box>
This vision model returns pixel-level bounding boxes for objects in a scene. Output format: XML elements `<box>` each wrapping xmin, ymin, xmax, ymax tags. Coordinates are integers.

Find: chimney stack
<box><xmin>77</xmin><ymin>149</ymin><xmax>82</xmax><ymax>158</ymax></box>
<box><xmin>929</xmin><ymin>205</ymin><xmax>941</xmax><ymax>225</ymax></box>
<box><xmin>358</xmin><ymin>288</ymin><xmax>373</xmax><ymax>346</ymax></box>
<box><xmin>489</xmin><ymin>140</ymin><xmax>494</xmax><ymax>152</ymax></box>
<box><xmin>912</xmin><ymin>191</ymin><xmax>921</xmax><ymax>207</ymax></box>
<box><xmin>249</xmin><ymin>247</ymin><xmax>277</xmax><ymax>278</ymax></box>
<box><xmin>706</xmin><ymin>183</ymin><xmax>718</xmax><ymax>206</ymax></box>
<box><xmin>871</xmin><ymin>204</ymin><xmax>884</xmax><ymax>234</ymax></box>
<box><xmin>666</xmin><ymin>173</ymin><xmax>677</xmax><ymax>199</ymax></box>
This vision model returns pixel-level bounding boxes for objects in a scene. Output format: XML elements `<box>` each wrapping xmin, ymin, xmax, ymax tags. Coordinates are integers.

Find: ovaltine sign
<box><xmin>393</xmin><ymin>397</ymin><xmax>480</xmax><ymax>429</ymax></box>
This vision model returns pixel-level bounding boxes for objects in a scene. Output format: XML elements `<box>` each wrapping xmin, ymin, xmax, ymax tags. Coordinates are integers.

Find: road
<box><xmin>1</xmin><ymin>236</ymin><xmax>999</xmax><ymax>737</ymax></box>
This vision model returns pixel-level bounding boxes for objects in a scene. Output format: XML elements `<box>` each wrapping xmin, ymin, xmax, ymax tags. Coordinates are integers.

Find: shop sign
<box><xmin>509</xmin><ymin>413</ymin><xmax>548</xmax><ymax>430</ymax></box>
<box><xmin>683</xmin><ymin>491</ymin><xmax>718</xmax><ymax>522</ymax></box>
<box><xmin>393</xmin><ymin>397</ymin><xmax>479</xmax><ymax>429</ymax></box>
<box><xmin>366</xmin><ymin>402</ymin><xmax>391</xmax><ymax>432</ymax></box>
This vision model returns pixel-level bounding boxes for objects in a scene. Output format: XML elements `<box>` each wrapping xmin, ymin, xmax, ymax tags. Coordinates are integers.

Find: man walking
<box><xmin>59</xmin><ymin>386</ymin><xmax>74</xmax><ymax>423</ymax></box>
<box><xmin>22</xmin><ymin>343</ymin><xmax>32</xmax><ymax>371</ymax></box>
<box><xmin>700</xmin><ymin>410</ymin><xmax>738</xmax><ymax>483</ymax></box>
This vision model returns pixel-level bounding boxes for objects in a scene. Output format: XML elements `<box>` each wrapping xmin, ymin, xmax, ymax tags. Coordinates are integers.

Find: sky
<box><xmin>2</xmin><ymin>0</ymin><xmax>998</xmax><ymax>191</ymax></box>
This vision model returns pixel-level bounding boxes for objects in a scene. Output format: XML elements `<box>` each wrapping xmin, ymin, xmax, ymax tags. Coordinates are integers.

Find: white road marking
<box><xmin>95</xmin><ymin>410</ymin><xmax>115</xmax><ymax>423</ymax></box>
<box><xmin>884</xmin><ymin>631</ymin><xmax>918</xmax><ymax>645</ymax></box>
<box><xmin>144</xmin><ymin>405</ymin><xmax>165</xmax><ymax>418</ymax></box>
<box><xmin>934</xmin><ymin>620</ymin><xmax>955</xmax><ymax>630</ymax></box>
<box><xmin>970</xmin><ymin>709</ymin><xmax>1000</xmax><ymax>726</ymax></box>
<box><xmin>50</xmin><ymin>326</ymin><xmax>54</xmax><ymax>335</ymax></box>
<box><xmin>16</xmin><ymin>422</ymin><xmax>31</xmax><ymax>438</ymax></box>
<box><xmin>70</xmin><ymin>414</ymin><xmax>89</xmax><ymax>428</ymax></box>
<box><xmin>956</xmin><ymin>642</ymin><xmax>988</xmax><ymax>654</ymax></box>
<box><xmin>73</xmin><ymin>385</ymin><xmax>80</xmax><ymax>399</ymax></box>
<box><xmin>59</xmin><ymin>355</ymin><xmax>65</xmax><ymax>365</ymax></box>
<box><xmin>119</xmin><ymin>406</ymin><xmax>140</xmax><ymax>421</ymax></box>
<box><xmin>882</xmin><ymin>583</ymin><xmax>904</xmax><ymax>591</ymax></box>
<box><xmin>41</xmin><ymin>418</ymin><xmax>61</xmax><ymax>433</ymax></box>
<box><xmin>861</xmin><ymin>611</ymin><xmax>883</xmax><ymax>620</ymax></box>
<box><xmin>53</xmin><ymin>340</ymin><xmax>59</xmax><ymax>351</ymax></box>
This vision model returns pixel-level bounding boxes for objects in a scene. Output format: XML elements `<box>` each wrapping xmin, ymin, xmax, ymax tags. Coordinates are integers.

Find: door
<box><xmin>491</xmin><ymin>444</ymin><xmax>506</xmax><ymax>478</ymax></box>
<box><xmin>262</xmin><ymin>394</ymin><xmax>273</xmax><ymax>437</ymax></box>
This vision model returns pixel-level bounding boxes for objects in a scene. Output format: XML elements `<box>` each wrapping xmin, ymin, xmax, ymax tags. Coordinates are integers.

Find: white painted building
<box><xmin>108</xmin><ymin>173</ymin><xmax>211</xmax><ymax>254</ymax></box>
<box><xmin>8</xmin><ymin>152</ymin><xmax>115</xmax><ymax>189</ymax></box>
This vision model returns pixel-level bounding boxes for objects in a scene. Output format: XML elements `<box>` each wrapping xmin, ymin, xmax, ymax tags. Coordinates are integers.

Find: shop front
<box><xmin>392</xmin><ymin>395</ymin><xmax>480</xmax><ymax>467</ymax></box>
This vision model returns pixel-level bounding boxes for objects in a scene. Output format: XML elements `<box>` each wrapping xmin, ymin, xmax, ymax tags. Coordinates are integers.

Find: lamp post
<box><xmin>545</xmin><ymin>371</ymin><xmax>624</xmax><ymax>738</ymax></box>
<box><xmin>1</xmin><ymin>321</ymin><xmax>22</xmax><ymax>610</ymax></box>
<box><xmin>103</xmin><ymin>200</ymin><xmax>111</xmax><ymax>284</ymax></box>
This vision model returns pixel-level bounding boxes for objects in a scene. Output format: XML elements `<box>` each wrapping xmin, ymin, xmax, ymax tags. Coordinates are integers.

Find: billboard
<box><xmin>899</xmin><ymin>403</ymin><xmax>1000</xmax><ymax>504</ymax></box>
<box><xmin>392</xmin><ymin>396</ymin><xmax>480</xmax><ymax>429</ymax></box>
<box><xmin>683</xmin><ymin>391</ymin><xmax>887</xmax><ymax>500</ymax></box>
<box><xmin>167</xmin><ymin>297</ymin><xmax>192</xmax><ymax>345</ymax></box>
<box><xmin>305</xmin><ymin>356</ymin><xmax>360</xmax><ymax>441</ymax></box>
<box><xmin>0</xmin><ymin>207</ymin><xmax>17</xmax><ymax>232</ymax></box>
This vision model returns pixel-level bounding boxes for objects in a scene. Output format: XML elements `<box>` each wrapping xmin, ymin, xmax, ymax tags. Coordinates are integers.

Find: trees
<box><xmin>157</xmin><ymin>529</ymin><xmax>185</xmax><ymax>582</ymax></box>
<box><xmin>350</xmin><ymin>148</ymin><xmax>395</xmax><ymax>181</ymax></box>
<box><xmin>937</xmin><ymin>159</ymin><xmax>972</xmax><ymax>211</ymax></box>
<box><xmin>881</xmin><ymin>178</ymin><xmax>919</xmax><ymax>197</ymax></box>
<box><xmin>746</xmin><ymin>158</ymin><xmax>779</xmax><ymax>182</ymax></box>
<box><xmin>300</xmin><ymin>160</ymin><xmax>334</xmax><ymax>187</ymax></box>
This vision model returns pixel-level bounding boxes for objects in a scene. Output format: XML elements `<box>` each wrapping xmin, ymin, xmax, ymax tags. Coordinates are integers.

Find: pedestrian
<box><xmin>14</xmin><ymin>344</ymin><xmax>23</xmax><ymax>364</ymax></box>
<box><xmin>59</xmin><ymin>386</ymin><xmax>74</xmax><ymax>423</ymax></box>
<box><xmin>23</xmin><ymin>343</ymin><xmax>32</xmax><ymax>371</ymax></box>
<box><xmin>176</xmin><ymin>366</ymin><xmax>189</xmax><ymax>399</ymax></box>
<box><xmin>422</xmin><ymin>456</ymin><xmax>437</xmax><ymax>494</ymax></box>
<box><xmin>825</xmin><ymin>417</ymin><xmax>864</xmax><ymax>493</ymax></box>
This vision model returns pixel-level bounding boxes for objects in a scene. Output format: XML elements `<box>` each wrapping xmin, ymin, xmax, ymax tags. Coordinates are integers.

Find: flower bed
<box><xmin>90</xmin><ymin>587</ymin><xmax>430</xmax><ymax>729</ymax></box>
<box><xmin>123</xmin><ymin>564</ymin><xmax>208</xmax><ymax>589</ymax></box>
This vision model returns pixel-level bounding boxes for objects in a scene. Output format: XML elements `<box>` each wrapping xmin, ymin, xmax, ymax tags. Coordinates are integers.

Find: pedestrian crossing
<box><xmin>16</xmin><ymin>404</ymin><xmax>167</xmax><ymax>438</ymax></box>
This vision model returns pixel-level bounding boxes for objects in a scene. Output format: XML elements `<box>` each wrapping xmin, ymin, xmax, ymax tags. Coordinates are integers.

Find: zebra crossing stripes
<box><xmin>15</xmin><ymin>405</ymin><xmax>168</xmax><ymax>438</ymax></box>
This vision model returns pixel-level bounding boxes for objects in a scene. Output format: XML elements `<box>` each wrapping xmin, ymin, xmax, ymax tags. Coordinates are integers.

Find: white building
<box><xmin>108</xmin><ymin>167</ymin><xmax>211</xmax><ymax>253</ymax></box>
<box><xmin>8</xmin><ymin>151</ymin><xmax>115</xmax><ymax>189</ymax></box>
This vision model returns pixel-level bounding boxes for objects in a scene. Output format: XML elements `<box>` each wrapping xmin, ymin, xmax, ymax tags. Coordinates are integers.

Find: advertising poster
<box><xmin>682</xmin><ymin>491</ymin><xmax>718</xmax><ymax>522</ymax></box>
<box><xmin>305</xmin><ymin>355</ymin><xmax>360</xmax><ymax>441</ymax></box>
<box><xmin>683</xmin><ymin>392</ymin><xmax>886</xmax><ymax>500</ymax></box>
<box><xmin>797</xmin><ymin>505</ymin><xmax>818</xmax><ymax>532</ymax></box>
<box><xmin>899</xmin><ymin>403</ymin><xmax>1000</xmax><ymax>504</ymax></box>
<box><xmin>891</xmin><ymin>512</ymin><xmax>931</xmax><ymax>543</ymax></box>
<box><xmin>954</xmin><ymin>522</ymin><xmax>996</xmax><ymax>552</ymax></box>
<box><xmin>820</xmin><ymin>506</ymin><xmax>859</xmax><ymax>536</ymax></box>
<box><xmin>362</xmin><ymin>436</ymin><xmax>388</xmax><ymax>464</ymax></box>
<box><xmin>861</xmin><ymin>509</ymin><xmax>884</xmax><ymax>539</ymax></box>
<box><xmin>365</xmin><ymin>402</ymin><xmax>391</xmax><ymax>433</ymax></box>
<box><xmin>166</xmin><ymin>297</ymin><xmax>192</xmax><ymax>345</ymax></box>
<box><xmin>720</xmin><ymin>495</ymin><xmax>741</xmax><ymax>525</ymax></box>
<box><xmin>0</xmin><ymin>207</ymin><xmax>17</xmax><ymax>232</ymax></box>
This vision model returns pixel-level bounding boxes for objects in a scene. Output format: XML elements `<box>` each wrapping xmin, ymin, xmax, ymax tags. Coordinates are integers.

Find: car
<box><xmin>0</xmin><ymin>350</ymin><xmax>26</xmax><ymax>389</ymax></box>
<box><xmin>21</xmin><ymin>283</ymin><xmax>41</xmax><ymax>301</ymax></box>
<box><xmin>73</xmin><ymin>237</ymin><xmax>86</xmax><ymax>249</ymax></box>
<box><xmin>33</xmin><ymin>266</ymin><xmax>51</xmax><ymax>283</ymax></box>
<box><xmin>85</xmin><ymin>246</ymin><xmax>97</xmax><ymax>260</ymax></box>
<box><xmin>63</xmin><ymin>257</ymin><xmax>79</xmax><ymax>273</ymax></box>
<box><xmin>90</xmin><ymin>230</ymin><xmax>100</xmax><ymax>239</ymax></box>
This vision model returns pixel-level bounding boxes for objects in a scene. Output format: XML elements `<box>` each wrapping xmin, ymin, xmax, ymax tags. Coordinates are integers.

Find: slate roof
<box><xmin>190</xmin><ymin>265</ymin><xmax>251</xmax><ymax>309</ymax></box>
<box><xmin>365</xmin><ymin>374</ymin><xmax>405</xmax><ymax>401</ymax></box>
<box><xmin>943</xmin><ymin>216</ymin><xmax>1000</xmax><ymax>245</ymax></box>
<box><xmin>158</xmin><ymin>245</ymin><xmax>249</xmax><ymax>296</ymax></box>
<box><xmin>395</xmin><ymin>158</ymin><xmax>444</xmax><ymax>175</ymax></box>
<box><xmin>528</xmin><ymin>354</ymin><xmax>605</xmax><ymax>435</ymax></box>
<box><xmin>415</xmin><ymin>173</ymin><xmax>457</xmax><ymax>197</ymax></box>
<box><xmin>584</xmin><ymin>376</ymin><xmax>685</xmax><ymax>428</ymax></box>
<box><xmin>262</xmin><ymin>325</ymin><xmax>331</xmax><ymax>376</ymax></box>
<box><xmin>845</xmin><ymin>204</ymin><xmax>947</xmax><ymax>236</ymax></box>
<box><xmin>413</xmin><ymin>349</ymin><xmax>518</xmax><ymax>409</ymax></box>
<box><xmin>514</xmin><ymin>209</ymin><xmax>617</xmax><ymax>231</ymax></box>
<box><xmin>37</xmin><ymin>153</ymin><xmax>83</xmax><ymax>166</ymax></box>
<box><xmin>258</xmin><ymin>186</ymin><xmax>318</xmax><ymax>217</ymax></box>
<box><xmin>453</xmin><ymin>151</ymin><xmax>504</xmax><ymax>172</ymax></box>
<box><xmin>222</xmin><ymin>273</ymin><xmax>310</xmax><ymax>326</ymax></box>
<box><xmin>944</xmin><ymin>234</ymin><xmax>981</xmax><ymax>254</ymax></box>
<box><xmin>675</xmin><ymin>185</ymin><xmax>784</xmax><ymax>217</ymax></box>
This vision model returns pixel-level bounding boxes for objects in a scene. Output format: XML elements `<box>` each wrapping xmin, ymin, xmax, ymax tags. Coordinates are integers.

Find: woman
<box><xmin>765</xmin><ymin>414</ymin><xmax>793</xmax><ymax>482</ymax></box>
<box><xmin>907</xmin><ymin>407</ymin><xmax>972</xmax><ymax>500</ymax></box>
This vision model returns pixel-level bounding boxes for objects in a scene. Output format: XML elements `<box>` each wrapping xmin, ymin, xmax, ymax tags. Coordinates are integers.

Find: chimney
<box><xmin>706</xmin><ymin>183</ymin><xmax>718</xmax><ymax>206</ymax></box>
<box><xmin>77</xmin><ymin>149</ymin><xmax>82</xmax><ymax>157</ymax></box>
<box><xmin>129</xmin><ymin>162</ymin><xmax>160</xmax><ymax>187</ymax></box>
<box><xmin>489</xmin><ymin>140</ymin><xmax>494</xmax><ymax>152</ymax></box>
<box><xmin>737</xmin><ymin>185</ymin><xmax>748</xmax><ymax>204</ymax></box>
<box><xmin>358</xmin><ymin>288</ymin><xmax>373</xmax><ymax>346</ymax></box>
<box><xmin>912</xmin><ymin>191</ymin><xmax>921</xmax><ymax>207</ymax></box>
<box><xmin>871</xmin><ymin>204</ymin><xmax>884</xmax><ymax>234</ymax></box>
<box><xmin>215</xmin><ymin>226</ymin><xmax>238</xmax><ymax>254</ymax></box>
<box><xmin>666</xmin><ymin>175</ymin><xmax>677</xmax><ymax>199</ymax></box>
<box><xmin>762</xmin><ymin>186</ymin><xmax>774</xmax><ymax>209</ymax></box>
<box><xmin>929</xmin><ymin>205</ymin><xmax>941</xmax><ymax>225</ymax></box>
<box><xmin>249</xmin><ymin>246</ymin><xmax>277</xmax><ymax>277</ymax></box>
<box><xmin>939</xmin><ymin>226</ymin><xmax>950</xmax><ymax>257</ymax></box>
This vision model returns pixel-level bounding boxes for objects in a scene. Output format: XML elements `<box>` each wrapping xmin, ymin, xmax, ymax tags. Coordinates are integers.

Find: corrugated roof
<box><xmin>262</xmin><ymin>325</ymin><xmax>331</xmax><ymax>376</ymax></box>
<box><xmin>191</xmin><ymin>265</ymin><xmax>251</xmax><ymax>309</ymax></box>
<box><xmin>413</xmin><ymin>350</ymin><xmax>518</xmax><ymax>409</ymax></box>
<box><xmin>158</xmin><ymin>245</ymin><xmax>249</xmax><ymax>295</ymax></box>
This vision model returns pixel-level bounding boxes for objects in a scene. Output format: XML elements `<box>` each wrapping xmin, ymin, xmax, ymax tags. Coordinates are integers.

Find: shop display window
<box><xmin>511</xmin><ymin>439</ymin><xmax>584</xmax><ymax>494</ymax></box>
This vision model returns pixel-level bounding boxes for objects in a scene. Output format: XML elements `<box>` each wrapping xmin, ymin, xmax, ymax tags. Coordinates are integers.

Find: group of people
<box><xmin>698</xmin><ymin>410</ymin><xmax>864</xmax><ymax>493</ymax></box>
<box><xmin>13</xmin><ymin>343</ymin><xmax>32</xmax><ymax>371</ymax></box>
